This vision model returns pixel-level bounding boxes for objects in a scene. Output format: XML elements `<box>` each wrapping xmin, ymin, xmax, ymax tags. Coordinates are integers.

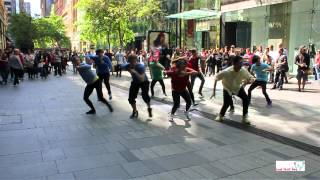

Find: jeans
<box><xmin>274</xmin><ymin>69</ymin><xmax>286</xmax><ymax>88</ymax></box>
<box><xmin>248</xmin><ymin>80</ymin><xmax>271</xmax><ymax>104</ymax></box>
<box><xmin>116</xmin><ymin>64</ymin><xmax>122</xmax><ymax>77</ymax></box>
<box><xmin>0</xmin><ymin>67</ymin><xmax>9</xmax><ymax>83</ymax></box>
<box><xmin>11</xmin><ymin>68</ymin><xmax>21</xmax><ymax>85</ymax></box>
<box><xmin>187</xmin><ymin>82</ymin><xmax>195</xmax><ymax>104</ymax></box>
<box><xmin>315</xmin><ymin>66</ymin><xmax>320</xmax><ymax>80</ymax></box>
<box><xmin>150</xmin><ymin>79</ymin><xmax>166</xmax><ymax>96</ymax></box>
<box><xmin>97</xmin><ymin>73</ymin><xmax>111</xmax><ymax>95</ymax></box>
<box><xmin>190</xmin><ymin>72</ymin><xmax>205</xmax><ymax>93</ymax></box>
<box><xmin>128</xmin><ymin>81</ymin><xmax>150</xmax><ymax>105</ymax></box>
<box><xmin>83</xmin><ymin>80</ymin><xmax>111</xmax><ymax>110</ymax></box>
<box><xmin>220</xmin><ymin>87</ymin><xmax>249</xmax><ymax>117</ymax></box>
<box><xmin>54</xmin><ymin>62</ymin><xmax>62</xmax><ymax>76</ymax></box>
<box><xmin>171</xmin><ymin>90</ymin><xmax>191</xmax><ymax>115</ymax></box>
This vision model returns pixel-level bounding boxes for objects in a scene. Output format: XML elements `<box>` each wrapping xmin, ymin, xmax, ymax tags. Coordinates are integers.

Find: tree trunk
<box><xmin>118</xmin><ymin>23</ymin><xmax>123</xmax><ymax>49</ymax></box>
<box><xmin>106</xmin><ymin>33</ymin><xmax>111</xmax><ymax>49</ymax></box>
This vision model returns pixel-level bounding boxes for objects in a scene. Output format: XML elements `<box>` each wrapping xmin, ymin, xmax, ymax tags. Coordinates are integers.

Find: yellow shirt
<box><xmin>215</xmin><ymin>66</ymin><xmax>254</xmax><ymax>95</ymax></box>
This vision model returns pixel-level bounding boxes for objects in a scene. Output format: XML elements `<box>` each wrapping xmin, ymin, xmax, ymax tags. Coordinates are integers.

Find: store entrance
<box><xmin>201</xmin><ymin>31</ymin><xmax>210</xmax><ymax>49</ymax></box>
<box><xmin>224</xmin><ymin>22</ymin><xmax>252</xmax><ymax>48</ymax></box>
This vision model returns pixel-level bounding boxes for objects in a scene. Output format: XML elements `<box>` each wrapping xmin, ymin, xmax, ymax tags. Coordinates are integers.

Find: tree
<box><xmin>8</xmin><ymin>13</ymin><xmax>34</xmax><ymax>52</ymax></box>
<box><xmin>33</xmin><ymin>10</ymin><xmax>71</xmax><ymax>49</ymax></box>
<box><xmin>76</xmin><ymin>0</ymin><xmax>163</xmax><ymax>48</ymax></box>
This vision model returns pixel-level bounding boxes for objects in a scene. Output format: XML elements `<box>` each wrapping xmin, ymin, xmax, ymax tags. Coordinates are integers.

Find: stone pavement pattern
<box><xmin>113</xmin><ymin>71</ymin><xmax>320</xmax><ymax>147</ymax></box>
<box><xmin>0</xmin><ymin>73</ymin><xmax>319</xmax><ymax>180</ymax></box>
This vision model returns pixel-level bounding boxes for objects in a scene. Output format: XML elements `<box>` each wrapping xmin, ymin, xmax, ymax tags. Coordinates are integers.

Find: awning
<box><xmin>165</xmin><ymin>9</ymin><xmax>219</xmax><ymax>20</ymax></box>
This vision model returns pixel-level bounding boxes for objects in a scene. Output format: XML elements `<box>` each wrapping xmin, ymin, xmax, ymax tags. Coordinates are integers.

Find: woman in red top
<box><xmin>166</xmin><ymin>58</ymin><xmax>197</xmax><ymax>122</ymax></box>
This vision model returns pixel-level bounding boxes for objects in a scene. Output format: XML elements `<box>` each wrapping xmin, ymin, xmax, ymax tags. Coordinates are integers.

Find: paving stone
<box><xmin>119</xmin><ymin>150</ymin><xmax>140</xmax><ymax>162</ymax></box>
<box><xmin>42</xmin><ymin>148</ymin><xmax>65</xmax><ymax>161</ymax></box>
<box><xmin>262</xmin><ymin>148</ymin><xmax>292</xmax><ymax>160</ymax></box>
<box><xmin>49</xmin><ymin>136</ymin><xmax>107</xmax><ymax>149</ymax></box>
<box><xmin>74</xmin><ymin>165</ymin><xmax>130</xmax><ymax>180</ymax></box>
<box><xmin>0</xmin><ymin>151</ymin><xmax>42</xmax><ymax>168</ymax></box>
<box><xmin>47</xmin><ymin>173</ymin><xmax>75</xmax><ymax>180</ymax></box>
<box><xmin>120</xmin><ymin>136</ymin><xmax>174</xmax><ymax>149</ymax></box>
<box><xmin>56</xmin><ymin>152</ymin><xmax>126</xmax><ymax>173</ymax></box>
<box><xmin>104</xmin><ymin>141</ymin><xmax>127</xmax><ymax>152</ymax></box>
<box><xmin>122</xmin><ymin>161</ymin><xmax>154</xmax><ymax>178</ymax></box>
<box><xmin>0</xmin><ymin>161</ymin><xmax>57</xmax><ymax>179</ymax></box>
<box><xmin>63</xmin><ymin>144</ymin><xmax>107</xmax><ymax>158</ymax></box>
<box><xmin>0</xmin><ymin>136</ymin><xmax>42</xmax><ymax>155</ymax></box>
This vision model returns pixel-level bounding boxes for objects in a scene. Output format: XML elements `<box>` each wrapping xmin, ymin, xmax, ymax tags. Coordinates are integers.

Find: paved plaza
<box><xmin>0</xmin><ymin>72</ymin><xmax>319</xmax><ymax>180</ymax></box>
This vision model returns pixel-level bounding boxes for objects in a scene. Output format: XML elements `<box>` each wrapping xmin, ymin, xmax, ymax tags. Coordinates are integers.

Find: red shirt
<box><xmin>316</xmin><ymin>54</ymin><xmax>320</xmax><ymax>66</ymax></box>
<box><xmin>166</xmin><ymin>67</ymin><xmax>193</xmax><ymax>92</ymax></box>
<box><xmin>188</xmin><ymin>56</ymin><xmax>199</xmax><ymax>71</ymax></box>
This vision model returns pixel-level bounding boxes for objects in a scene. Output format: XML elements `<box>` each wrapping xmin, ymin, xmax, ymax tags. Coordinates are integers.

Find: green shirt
<box><xmin>149</xmin><ymin>62</ymin><xmax>164</xmax><ymax>80</ymax></box>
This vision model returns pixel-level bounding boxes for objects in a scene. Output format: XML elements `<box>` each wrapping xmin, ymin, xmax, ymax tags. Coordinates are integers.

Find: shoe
<box><xmin>279</xmin><ymin>86</ymin><xmax>283</xmax><ymax>90</ymax></box>
<box><xmin>215</xmin><ymin>115</ymin><xmax>225</xmax><ymax>122</ymax></box>
<box><xmin>109</xmin><ymin>94</ymin><xmax>112</xmax><ymax>100</ymax></box>
<box><xmin>198</xmin><ymin>92</ymin><xmax>203</xmax><ymax>97</ymax></box>
<box><xmin>192</xmin><ymin>103</ymin><xmax>198</xmax><ymax>106</ymax></box>
<box><xmin>271</xmin><ymin>86</ymin><xmax>276</xmax><ymax>90</ymax></box>
<box><xmin>242</xmin><ymin>115</ymin><xmax>251</xmax><ymax>125</ymax></box>
<box><xmin>148</xmin><ymin>108</ymin><xmax>153</xmax><ymax>118</ymax></box>
<box><xmin>184</xmin><ymin>111</ymin><xmax>191</xmax><ymax>121</ymax></box>
<box><xmin>228</xmin><ymin>107</ymin><xmax>235</xmax><ymax>113</ymax></box>
<box><xmin>86</xmin><ymin>109</ymin><xmax>96</xmax><ymax>114</ymax></box>
<box><xmin>130</xmin><ymin>111</ymin><xmax>138</xmax><ymax>119</ymax></box>
<box><xmin>267</xmin><ymin>101</ymin><xmax>272</xmax><ymax>108</ymax></box>
<box><xmin>169</xmin><ymin>114</ymin><xmax>174</xmax><ymax>122</ymax></box>
<box><xmin>164</xmin><ymin>93</ymin><xmax>167</xmax><ymax>96</ymax></box>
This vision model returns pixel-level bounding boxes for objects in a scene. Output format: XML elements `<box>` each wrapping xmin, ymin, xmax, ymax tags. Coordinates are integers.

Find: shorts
<box><xmin>296</xmin><ymin>69</ymin><xmax>308</xmax><ymax>81</ymax></box>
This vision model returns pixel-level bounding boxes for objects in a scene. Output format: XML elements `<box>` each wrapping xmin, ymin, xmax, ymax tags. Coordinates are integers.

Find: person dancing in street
<box><xmin>189</xmin><ymin>49</ymin><xmax>205</xmax><ymax>97</ymax></box>
<box><xmin>122</xmin><ymin>54</ymin><xmax>152</xmax><ymax>119</ymax></box>
<box><xmin>76</xmin><ymin>57</ymin><xmax>113</xmax><ymax>114</ymax></box>
<box><xmin>93</xmin><ymin>49</ymin><xmax>113</xmax><ymax>100</ymax></box>
<box><xmin>248</xmin><ymin>55</ymin><xmax>272</xmax><ymax>107</ymax></box>
<box><xmin>166</xmin><ymin>58</ymin><xmax>198</xmax><ymax>122</ymax></box>
<box><xmin>212</xmin><ymin>56</ymin><xmax>254</xmax><ymax>124</ymax></box>
<box><xmin>149</xmin><ymin>53</ymin><xmax>167</xmax><ymax>97</ymax></box>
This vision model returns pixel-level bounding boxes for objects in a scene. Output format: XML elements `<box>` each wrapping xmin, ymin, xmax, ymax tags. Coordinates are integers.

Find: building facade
<box><xmin>23</xmin><ymin>1</ymin><xmax>30</xmax><ymax>15</ymax></box>
<box><xmin>220</xmin><ymin>0</ymin><xmax>320</xmax><ymax>72</ymax></box>
<box><xmin>0</xmin><ymin>0</ymin><xmax>7</xmax><ymax>50</ymax></box>
<box><xmin>54</xmin><ymin>0</ymin><xmax>88</xmax><ymax>51</ymax></box>
<box><xmin>4</xmin><ymin>0</ymin><xmax>16</xmax><ymax>15</ymax></box>
<box><xmin>41</xmin><ymin>0</ymin><xmax>54</xmax><ymax>17</ymax></box>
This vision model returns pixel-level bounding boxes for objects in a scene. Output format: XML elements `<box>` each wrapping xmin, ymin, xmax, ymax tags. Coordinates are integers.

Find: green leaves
<box><xmin>8</xmin><ymin>11</ymin><xmax>71</xmax><ymax>50</ymax></box>
<box><xmin>76</xmin><ymin>0</ymin><xmax>163</xmax><ymax>48</ymax></box>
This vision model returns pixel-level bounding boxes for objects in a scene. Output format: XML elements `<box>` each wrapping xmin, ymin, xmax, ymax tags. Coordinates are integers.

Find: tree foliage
<box><xmin>76</xmin><ymin>0</ymin><xmax>163</xmax><ymax>48</ymax></box>
<box><xmin>8</xmin><ymin>13</ymin><xmax>35</xmax><ymax>52</ymax></box>
<box><xmin>33</xmin><ymin>10</ymin><xmax>71</xmax><ymax>49</ymax></box>
<box><xmin>8</xmin><ymin>11</ymin><xmax>71</xmax><ymax>50</ymax></box>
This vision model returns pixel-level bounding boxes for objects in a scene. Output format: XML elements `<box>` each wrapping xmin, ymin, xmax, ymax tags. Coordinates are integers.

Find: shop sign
<box><xmin>196</xmin><ymin>21</ymin><xmax>210</xmax><ymax>31</ymax></box>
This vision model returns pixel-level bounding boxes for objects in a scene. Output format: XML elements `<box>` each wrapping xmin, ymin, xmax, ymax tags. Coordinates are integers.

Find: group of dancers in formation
<box><xmin>76</xmin><ymin>48</ymin><xmax>275</xmax><ymax>125</ymax></box>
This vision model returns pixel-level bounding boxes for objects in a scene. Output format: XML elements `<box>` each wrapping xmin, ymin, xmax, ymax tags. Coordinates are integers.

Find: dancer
<box><xmin>76</xmin><ymin>57</ymin><xmax>113</xmax><ymax>114</ymax></box>
<box><xmin>212</xmin><ymin>56</ymin><xmax>254</xmax><ymax>124</ymax></box>
<box><xmin>149</xmin><ymin>54</ymin><xmax>167</xmax><ymax>97</ymax></box>
<box><xmin>122</xmin><ymin>54</ymin><xmax>152</xmax><ymax>119</ymax></box>
<box><xmin>189</xmin><ymin>49</ymin><xmax>205</xmax><ymax>96</ymax></box>
<box><xmin>93</xmin><ymin>49</ymin><xmax>113</xmax><ymax>100</ymax></box>
<box><xmin>166</xmin><ymin>58</ymin><xmax>197</xmax><ymax>122</ymax></box>
<box><xmin>248</xmin><ymin>55</ymin><xmax>272</xmax><ymax>106</ymax></box>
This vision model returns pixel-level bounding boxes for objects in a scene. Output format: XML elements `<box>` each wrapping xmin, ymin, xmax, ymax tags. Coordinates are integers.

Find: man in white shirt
<box><xmin>115</xmin><ymin>49</ymin><xmax>126</xmax><ymax>77</ymax></box>
<box><xmin>212</xmin><ymin>56</ymin><xmax>255</xmax><ymax>124</ymax></box>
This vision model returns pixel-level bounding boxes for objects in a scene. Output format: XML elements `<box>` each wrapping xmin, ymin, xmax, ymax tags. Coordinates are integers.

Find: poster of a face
<box><xmin>148</xmin><ymin>31</ymin><xmax>169</xmax><ymax>51</ymax></box>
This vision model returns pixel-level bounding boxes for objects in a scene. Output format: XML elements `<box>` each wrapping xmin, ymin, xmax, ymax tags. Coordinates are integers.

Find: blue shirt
<box><xmin>251</xmin><ymin>63</ymin><xmax>269</xmax><ymax>82</ymax></box>
<box><xmin>122</xmin><ymin>63</ymin><xmax>148</xmax><ymax>83</ymax></box>
<box><xmin>78</xmin><ymin>63</ymin><xmax>98</xmax><ymax>84</ymax></box>
<box><xmin>94</xmin><ymin>55</ymin><xmax>112</xmax><ymax>74</ymax></box>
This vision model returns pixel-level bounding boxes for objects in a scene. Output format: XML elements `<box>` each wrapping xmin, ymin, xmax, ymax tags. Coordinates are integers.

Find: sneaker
<box><xmin>242</xmin><ymin>115</ymin><xmax>251</xmax><ymax>125</ymax></box>
<box><xmin>215</xmin><ymin>115</ymin><xmax>225</xmax><ymax>122</ymax></box>
<box><xmin>228</xmin><ymin>107</ymin><xmax>235</xmax><ymax>113</ymax></box>
<box><xmin>267</xmin><ymin>101</ymin><xmax>272</xmax><ymax>108</ymax></box>
<box><xmin>86</xmin><ymin>109</ymin><xmax>96</xmax><ymax>114</ymax></box>
<box><xmin>148</xmin><ymin>108</ymin><xmax>152</xmax><ymax>118</ymax></box>
<box><xmin>130</xmin><ymin>111</ymin><xmax>138</xmax><ymax>119</ymax></box>
<box><xmin>169</xmin><ymin>114</ymin><xmax>174</xmax><ymax>122</ymax></box>
<box><xmin>184</xmin><ymin>111</ymin><xmax>191</xmax><ymax>121</ymax></box>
